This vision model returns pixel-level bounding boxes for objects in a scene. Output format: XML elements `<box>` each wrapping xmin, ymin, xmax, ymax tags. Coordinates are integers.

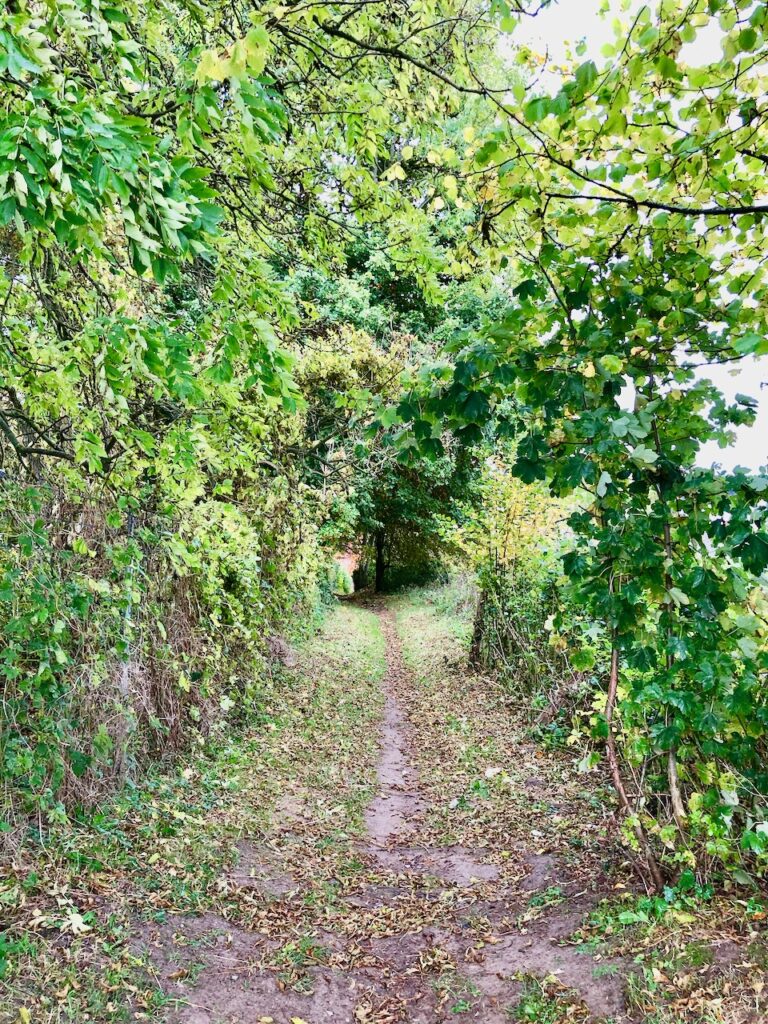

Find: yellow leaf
<box><xmin>229</xmin><ymin>39</ymin><xmax>248</xmax><ymax>76</ymax></box>
<box><xmin>196</xmin><ymin>49</ymin><xmax>228</xmax><ymax>83</ymax></box>
<box><xmin>18</xmin><ymin>1010</ymin><xmax>31</xmax><ymax>1024</ymax></box>
<box><xmin>582</xmin><ymin>361</ymin><xmax>596</xmax><ymax>378</ymax></box>
<box><xmin>463</xmin><ymin>125</ymin><xmax>475</xmax><ymax>142</ymax></box>
<box><xmin>669</xmin><ymin>910</ymin><xmax>696</xmax><ymax>924</ymax></box>
<box><xmin>290</xmin><ymin>1018</ymin><xmax>310</xmax><ymax>1024</ymax></box>
<box><xmin>244</xmin><ymin>25</ymin><xmax>269</xmax><ymax>74</ymax></box>
<box><xmin>442</xmin><ymin>174</ymin><xmax>458</xmax><ymax>201</ymax></box>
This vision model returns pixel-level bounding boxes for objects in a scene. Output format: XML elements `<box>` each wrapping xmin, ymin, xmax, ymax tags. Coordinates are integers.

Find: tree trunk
<box><xmin>606</xmin><ymin>646</ymin><xmax>665</xmax><ymax>891</ymax></box>
<box><xmin>469</xmin><ymin>589</ymin><xmax>487</xmax><ymax>667</ymax></box>
<box><xmin>374</xmin><ymin>529</ymin><xmax>386</xmax><ymax>592</ymax></box>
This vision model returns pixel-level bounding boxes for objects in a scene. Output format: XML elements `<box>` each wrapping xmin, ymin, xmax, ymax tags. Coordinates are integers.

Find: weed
<box><xmin>511</xmin><ymin>977</ymin><xmax>588</xmax><ymax>1023</ymax></box>
<box><xmin>677</xmin><ymin>940</ymin><xmax>714</xmax><ymax>969</ymax></box>
<box><xmin>747</xmin><ymin>936</ymin><xmax>768</xmax><ymax>969</ymax></box>
<box><xmin>431</xmin><ymin>970</ymin><xmax>480</xmax><ymax>1012</ymax></box>
<box><xmin>592</xmin><ymin>962</ymin><xmax>620</xmax><ymax>978</ymax></box>
<box><xmin>450</xmin><ymin>997</ymin><xmax>473</xmax><ymax>1013</ymax></box>
<box><xmin>527</xmin><ymin>885</ymin><xmax>565</xmax><ymax>909</ymax></box>
<box><xmin>585</xmin><ymin>874</ymin><xmax>714</xmax><ymax>936</ymax></box>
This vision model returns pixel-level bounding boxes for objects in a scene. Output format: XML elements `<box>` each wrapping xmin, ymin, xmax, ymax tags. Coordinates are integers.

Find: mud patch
<box><xmin>136</xmin><ymin>911</ymin><xmax>268</xmax><ymax>1017</ymax></box>
<box><xmin>519</xmin><ymin>852</ymin><xmax>558</xmax><ymax>892</ymax></box>
<box><xmin>369</xmin><ymin>845</ymin><xmax>499</xmax><ymax>886</ymax></box>
<box><xmin>224</xmin><ymin>839</ymin><xmax>295</xmax><ymax>896</ymax></box>
<box><xmin>275</xmin><ymin>790</ymin><xmax>313</xmax><ymax>824</ymax></box>
<box><xmin>170</xmin><ymin>968</ymin><xmax>361</xmax><ymax>1024</ymax></box>
<box><xmin>344</xmin><ymin>882</ymin><xmax>408</xmax><ymax>909</ymax></box>
<box><xmin>457</xmin><ymin>930</ymin><xmax>627</xmax><ymax>1018</ymax></box>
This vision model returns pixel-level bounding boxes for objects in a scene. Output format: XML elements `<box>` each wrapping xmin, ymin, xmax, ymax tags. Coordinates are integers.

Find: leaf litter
<box><xmin>2</xmin><ymin>595</ymin><xmax>766</xmax><ymax>1023</ymax></box>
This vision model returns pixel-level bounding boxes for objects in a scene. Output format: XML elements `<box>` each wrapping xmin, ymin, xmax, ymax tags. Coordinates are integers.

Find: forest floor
<box><xmin>2</xmin><ymin>587</ymin><xmax>767</xmax><ymax>1024</ymax></box>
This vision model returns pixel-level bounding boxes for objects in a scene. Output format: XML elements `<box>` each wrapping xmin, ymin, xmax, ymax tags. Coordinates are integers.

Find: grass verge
<box><xmin>0</xmin><ymin>602</ymin><xmax>385</xmax><ymax>1023</ymax></box>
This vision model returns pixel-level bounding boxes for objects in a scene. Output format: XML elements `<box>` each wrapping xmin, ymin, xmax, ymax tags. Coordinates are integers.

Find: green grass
<box><xmin>270</xmin><ymin>935</ymin><xmax>330</xmax><ymax>992</ymax></box>
<box><xmin>0</xmin><ymin>601</ymin><xmax>386</xmax><ymax>1024</ymax></box>
<box><xmin>431</xmin><ymin>971</ymin><xmax>481</xmax><ymax>1015</ymax></box>
<box><xmin>511</xmin><ymin>977</ymin><xmax>587</xmax><ymax>1023</ymax></box>
<box><xmin>527</xmin><ymin>885</ymin><xmax>565</xmax><ymax>909</ymax></box>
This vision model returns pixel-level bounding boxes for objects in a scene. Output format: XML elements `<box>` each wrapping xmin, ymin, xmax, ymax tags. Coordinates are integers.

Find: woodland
<box><xmin>1</xmin><ymin>0</ymin><xmax>768</xmax><ymax>1021</ymax></box>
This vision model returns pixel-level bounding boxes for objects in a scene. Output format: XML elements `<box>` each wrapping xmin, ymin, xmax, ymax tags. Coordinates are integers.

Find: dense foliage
<box><xmin>389</xmin><ymin>0</ymin><xmax>768</xmax><ymax>884</ymax></box>
<box><xmin>2</xmin><ymin>0</ymin><xmax>768</xmax><ymax>890</ymax></box>
<box><xmin>0</xmin><ymin>0</ymin><xmax>491</xmax><ymax>829</ymax></box>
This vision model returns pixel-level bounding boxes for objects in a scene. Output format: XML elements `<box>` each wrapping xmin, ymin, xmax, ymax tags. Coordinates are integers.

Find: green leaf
<box><xmin>596</xmin><ymin>470</ymin><xmax>612</xmax><ymax>497</ymax></box>
<box><xmin>575</xmin><ymin>60</ymin><xmax>598</xmax><ymax>91</ymax></box>
<box><xmin>460</xmin><ymin>390</ymin><xmax>490</xmax><ymax>423</ymax></box>
<box><xmin>513</xmin><ymin>457</ymin><xmax>546</xmax><ymax>484</ymax></box>
<box><xmin>733</xmin><ymin>332</ymin><xmax>768</xmax><ymax>355</ymax></box>
<box><xmin>524</xmin><ymin>97</ymin><xmax>551</xmax><ymax>123</ymax></box>
<box><xmin>736</xmin><ymin>532</ymin><xmax>768</xmax><ymax>575</ymax></box>
<box><xmin>600</xmin><ymin>354</ymin><xmax>624</xmax><ymax>374</ymax></box>
<box><xmin>571</xmin><ymin>648</ymin><xmax>596</xmax><ymax>671</ymax></box>
<box><xmin>630</xmin><ymin>444</ymin><xmax>658</xmax><ymax>467</ymax></box>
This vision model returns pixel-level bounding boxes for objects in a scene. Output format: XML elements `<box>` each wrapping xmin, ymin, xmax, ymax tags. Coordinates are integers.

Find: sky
<box><xmin>507</xmin><ymin>0</ymin><xmax>767</xmax><ymax>472</ymax></box>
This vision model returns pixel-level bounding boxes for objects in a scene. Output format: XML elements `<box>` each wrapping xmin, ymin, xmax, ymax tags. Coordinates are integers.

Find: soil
<box><xmin>141</xmin><ymin>604</ymin><xmax>632</xmax><ymax>1023</ymax></box>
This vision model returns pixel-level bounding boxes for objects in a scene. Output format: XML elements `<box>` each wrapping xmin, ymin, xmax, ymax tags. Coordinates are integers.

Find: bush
<box><xmin>0</xmin><ymin>475</ymin><xmax>327</xmax><ymax>839</ymax></box>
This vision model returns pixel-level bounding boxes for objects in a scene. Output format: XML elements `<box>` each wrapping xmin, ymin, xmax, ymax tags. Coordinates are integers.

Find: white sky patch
<box><xmin>697</xmin><ymin>360</ymin><xmax>768</xmax><ymax>472</ymax></box>
<box><xmin>505</xmin><ymin>1</ymin><xmax>767</xmax><ymax>471</ymax></box>
<box><xmin>507</xmin><ymin>0</ymin><xmax>723</xmax><ymax>66</ymax></box>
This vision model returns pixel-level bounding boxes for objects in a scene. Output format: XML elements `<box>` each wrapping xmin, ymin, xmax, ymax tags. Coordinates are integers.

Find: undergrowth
<box><xmin>0</xmin><ymin>602</ymin><xmax>385</xmax><ymax>1023</ymax></box>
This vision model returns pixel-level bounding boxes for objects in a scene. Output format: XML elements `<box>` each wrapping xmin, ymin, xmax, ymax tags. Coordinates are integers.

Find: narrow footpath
<box><xmin>144</xmin><ymin>597</ymin><xmax>630</xmax><ymax>1023</ymax></box>
<box><xmin>5</xmin><ymin>592</ymin><xmax>759</xmax><ymax>1024</ymax></box>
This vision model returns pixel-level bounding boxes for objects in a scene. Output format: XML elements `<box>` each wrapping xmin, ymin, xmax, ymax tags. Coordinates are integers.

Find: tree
<box><xmin>0</xmin><ymin>0</ymin><xmax>498</xmax><ymax>820</ymax></box>
<box><xmin>387</xmin><ymin>0</ymin><xmax>768</xmax><ymax>882</ymax></box>
<box><xmin>4</xmin><ymin>0</ymin><xmax>768</xmax><ymax>885</ymax></box>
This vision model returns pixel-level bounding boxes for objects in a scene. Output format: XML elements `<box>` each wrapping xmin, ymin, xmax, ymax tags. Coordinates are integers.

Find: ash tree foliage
<box><xmin>0</xmin><ymin>0</ymin><xmax>494</xmax><ymax>826</ymax></box>
<box><xmin>2</xmin><ymin>0</ymin><xmax>768</xmax><ymax>890</ymax></box>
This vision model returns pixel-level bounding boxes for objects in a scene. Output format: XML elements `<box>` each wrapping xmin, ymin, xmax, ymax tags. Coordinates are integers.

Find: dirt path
<box><xmin>138</xmin><ymin>600</ymin><xmax>632</xmax><ymax>1024</ymax></box>
<box><xmin>363</xmin><ymin>611</ymin><xmax>498</xmax><ymax>887</ymax></box>
<box><xmin>5</xmin><ymin>594</ymin><xmax>764</xmax><ymax>1024</ymax></box>
<box><xmin>354</xmin><ymin>608</ymin><xmax>628</xmax><ymax>1022</ymax></box>
<box><xmin>364</xmin><ymin>610</ymin><xmax>423</xmax><ymax>846</ymax></box>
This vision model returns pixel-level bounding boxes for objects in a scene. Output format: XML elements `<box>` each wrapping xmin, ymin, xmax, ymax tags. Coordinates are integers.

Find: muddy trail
<box><xmin>138</xmin><ymin>601</ymin><xmax>635</xmax><ymax>1024</ymax></box>
<box><xmin>4</xmin><ymin>594</ymin><xmax>763</xmax><ymax>1024</ymax></box>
